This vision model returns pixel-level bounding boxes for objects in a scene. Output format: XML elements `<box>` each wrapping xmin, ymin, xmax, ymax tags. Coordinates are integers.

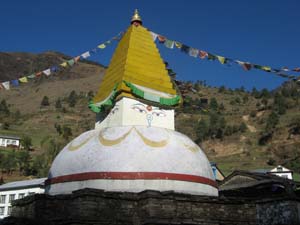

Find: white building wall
<box><xmin>0</xmin><ymin>138</ymin><xmax>20</xmax><ymax>148</ymax></box>
<box><xmin>0</xmin><ymin>187</ymin><xmax>44</xmax><ymax>219</ymax></box>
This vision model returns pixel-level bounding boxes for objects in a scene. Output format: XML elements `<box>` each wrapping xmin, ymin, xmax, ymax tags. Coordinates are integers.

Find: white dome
<box><xmin>46</xmin><ymin>126</ymin><xmax>218</xmax><ymax>196</ymax></box>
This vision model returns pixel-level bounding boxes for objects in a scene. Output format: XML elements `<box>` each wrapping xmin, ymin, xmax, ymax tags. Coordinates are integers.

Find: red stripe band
<box><xmin>45</xmin><ymin>172</ymin><xmax>217</xmax><ymax>188</ymax></box>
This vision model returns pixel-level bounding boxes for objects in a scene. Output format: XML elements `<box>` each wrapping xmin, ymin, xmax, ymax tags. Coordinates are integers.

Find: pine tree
<box><xmin>41</xmin><ymin>96</ymin><xmax>50</xmax><ymax>106</ymax></box>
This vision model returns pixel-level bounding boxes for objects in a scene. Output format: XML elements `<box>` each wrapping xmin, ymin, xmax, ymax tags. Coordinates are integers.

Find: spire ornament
<box><xmin>131</xmin><ymin>9</ymin><xmax>142</xmax><ymax>25</ymax></box>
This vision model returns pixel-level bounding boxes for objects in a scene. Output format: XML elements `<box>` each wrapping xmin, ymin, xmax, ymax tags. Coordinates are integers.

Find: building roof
<box><xmin>0</xmin><ymin>135</ymin><xmax>21</xmax><ymax>140</ymax></box>
<box><xmin>0</xmin><ymin>178</ymin><xmax>46</xmax><ymax>191</ymax></box>
<box><xmin>93</xmin><ymin>21</ymin><xmax>178</xmax><ymax>105</ymax></box>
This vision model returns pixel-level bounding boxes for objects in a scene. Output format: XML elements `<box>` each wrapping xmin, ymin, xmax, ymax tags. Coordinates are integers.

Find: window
<box><xmin>18</xmin><ymin>193</ymin><xmax>25</xmax><ymax>199</ymax></box>
<box><xmin>7</xmin><ymin>206</ymin><xmax>12</xmax><ymax>216</ymax></box>
<box><xmin>0</xmin><ymin>207</ymin><xmax>5</xmax><ymax>216</ymax></box>
<box><xmin>277</xmin><ymin>166</ymin><xmax>283</xmax><ymax>172</ymax></box>
<box><xmin>9</xmin><ymin>194</ymin><xmax>15</xmax><ymax>203</ymax></box>
<box><xmin>0</xmin><ymin>195</ymin><xmax>6</xmax><ymax>204</ymax></box>
<box><xmin>28</xmin><ymin>192</ymin><xmax>35</xmax><ymax>196</ymax></box>
<box><xmin>281</xmin><ymin>175</ymin><xmax>288</xmax><ymax>179</ymax></box>
<box><xmin>11</xmin><ymin>140</ymin><xmax>16</xmax><ymax>145</ymax></box>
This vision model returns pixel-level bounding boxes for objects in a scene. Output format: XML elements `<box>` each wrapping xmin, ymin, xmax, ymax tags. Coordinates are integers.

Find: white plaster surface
<box><xmin>47</xmin><ymin>126</ymin><xmax>217</xmax><ymax>196</ymax></box>
<box><xmin>95</xmin><ymin>98</ymin><xmax>174</xmax><ymax>130</ymax></box>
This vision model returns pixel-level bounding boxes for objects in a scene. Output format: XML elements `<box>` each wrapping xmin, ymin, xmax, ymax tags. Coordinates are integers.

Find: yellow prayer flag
<box><xmin>217</xmin><ymin>56</ymin><xmax>226</xmax><ymax>64</ymax></box>
<box><xmin>19</xmin><ymin>77</ymin><xmax>28</xmax><ymax>83</ymax></box>
<box><xmin>174</xmin><ymin>42</ymin><xmax>182</xmax><ymax>49</ymax></box>
<box><xmin>261</xmin><ymin>66</ymin><xmax>271</xmax><ymax>72</ymax></box>
<box><xmin>97</xmin><ymin>44</ymin><xmax>106</xmax><ymax>49</ymax></box>
<box><xmin>60</xmin><ymin>62</ymin><xmax>68</xmax><ymax>67</ymax></box>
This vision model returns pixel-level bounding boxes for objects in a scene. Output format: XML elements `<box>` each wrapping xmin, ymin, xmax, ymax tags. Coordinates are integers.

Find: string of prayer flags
<box><xmin>150</xmin><ymin>30</ymin><xmax>300</xmax><ymax>81</ymax></box>
<box><xmin>0</xmin><ymin>31</ymin><xmax>124</xmax><ymax>91</ymax></box>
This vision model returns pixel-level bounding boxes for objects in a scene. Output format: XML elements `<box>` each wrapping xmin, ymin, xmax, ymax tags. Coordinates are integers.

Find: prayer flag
<box><xmin>67</xmin><ymin>59</ymin><xmax>75</xmax><ymax>66</ymax></box>
<box><xmin>207</xmin><ymin>53</ymin><xmax>216</xmax><ymax>61</ymax></box>
<box><xmin>1</xmin><ymin>81</ymin><xmax>10</xmax><ymax>90</ymax></box>
<box><xmin>74</xmin><ymin>56</ymin><xmax>80</xmax><ymax>62</ymax></box>
<box><xmin>188</xmin><ymin>48</ymin><xmax>199</xmax><ymax>57</ymax></box>
<box><xmin>90</xmin><ymin>48</ymin><xmax>97</xmax><ymax>55</ymax></box>
<box><xmin>43</xmin><ymin>69</ymin><xmax>51</xmax><ymax>76</ymax></box>
<box><xmin>36</xmin><ymin>72</ymin><xmax>42</xmax><ymax>77</ymax></box>
<box><xmin>164</xmin><ymin>39</ymin><xmax>174</xmax><ymax>49</ymax></box>
<box><xmin>181</xmin><ymin>44</ymin><xmax>190</xmax><ymax>54</ymax></box>
<box><xmin>199</xmin><ymin>51</ymin><xmax>208</xmax><ymax>59</ymax></box>
<box><xmin>11</xmin><ymin>79</ymin><xmax>19</xmax><ymax>87</ymax></box>
<box><xmin>236</xmin><ymin>60</ymin><xmax>251</xmax><ymax>71</ymax></box>
<box><xmin>98</xmin><ymin>44</ymin><xmax>106</xmax><ymax>49</ymax></box>
<box><xmin>293</xmin><ymin>67</ymin><xmax>300</xmax><ymax>72</ymax></box>
<box><xmin>217</xmin><ymin>56</ymin><xmax>226</xmax><ymax>64</ymax></box>
<box><xmin>174</xmin><ymin>42</ymin><xmax>182</xmax><ymax>49</ymax></box>
<box><xmin>281</xmin><ymin>67</ymin><xmax>289</xmax><ymax>72</ymax></box>
<box><xmin>150</xmin><ymin>32</ymin><xmax>158</xmax><ymax>42</ymax></box>
<box><xmin>261</xmin><ymin>66</ymin><xmax>271</xmax><ymax>72</ymax></box>
<box><xmin>60</xmin><ymin>62</ymin><xmax>68</xmax><ymax>67</ymax></box>
<box><xmin>27</xmin><ymin>74</ymin><xmax>35</xmax><ymax>79</ymax></box>
<box><xmin>157</xmin><ymin>35</ymin><xmax>166</xmax><ymax>43</ymax></box>
<box><xmin>19</xmin><ymin>77</ymin><xmax>28</xmax><ymax>83</ymax></box>
<box><xmin>81</xmin><ymin>51</ymin><xmax>90</xmax><ymax>59</ymax></box>
<box><xmin>51</xmin><ymin>66</ymin><xmax>59</xmax><ymax>72</ymax></box>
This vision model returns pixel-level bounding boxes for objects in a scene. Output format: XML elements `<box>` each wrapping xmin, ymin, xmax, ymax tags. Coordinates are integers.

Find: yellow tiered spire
<box><xmin>92</xmin><ymin>10</ymin><xmax>179</xmax><ymax>107</ymax></box>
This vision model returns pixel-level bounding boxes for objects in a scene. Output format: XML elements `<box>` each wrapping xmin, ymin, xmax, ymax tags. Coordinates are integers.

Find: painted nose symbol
<box><xmin>146</xmin><ymin>114</ymin><xmax>153</xmax><ymax>127</ymax></box>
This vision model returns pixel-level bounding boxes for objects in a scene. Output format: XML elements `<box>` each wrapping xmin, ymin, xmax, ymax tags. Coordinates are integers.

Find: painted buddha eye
<box><xmin>152</xmin><ymin>111</ymin><xmax>166</xmax><ymax>117</ymax></box>
<box><xmin>132</xmin><ymin>106</ymin><xmax>147</xmax><ymax>114</ymax></box>
<box><xmin>111</xmin><ymin>107</ymin><xmax>119</xmax><ymax>114</ymax></box>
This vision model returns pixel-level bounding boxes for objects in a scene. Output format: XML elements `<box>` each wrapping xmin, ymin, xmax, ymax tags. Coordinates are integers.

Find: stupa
<box><xmin>45</xmin><ymin>10</ymin><xmax>218</xmax><ymax>196</ymax></box>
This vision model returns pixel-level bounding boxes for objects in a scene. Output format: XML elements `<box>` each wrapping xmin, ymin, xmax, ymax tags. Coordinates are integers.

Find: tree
<box><xmin>62</xmin><ymin>125</ymin><xmax>72</xmax><ymax>140</ymax></box>
<box><xmin>55</xmin><ymin>98</ymin><xmax>62</xmax><ymax>109</ymax></box>
<box><xmin>196</xmin><ymin>119</ymin><xmax>209</xmax><ymax>142</ymax></box>
<box><xmin>265</xmin><ymin>111</ymin><xmax>279</xmax><ymax>131</ymax></box>
<box><xmin>41</xmin><ymin>96</ymin><xmax>50</xmax><ymax>107</ymax></box>
<box><xmin>21</xmin><ymin>136</ymin><xmax>32</xmax><ymax>151</ymax></box>
<box><xmin>0</xmin><ymin>99</ymin><xmax>10</xmax><ymax>115</ymax></box>
<box><xmin>68</xmin><ymin>90</ymin><xmax>77</xmax><ymax>107</ymax></box>
<box><xmin>17</xmin><ymin>151</ymin><xmax>30</xmax><ymax>175</ymax></box>
<box><xmin>273</xmin><ymin>93</ymin><xmax>286</xmax><ymax>115</ymax></box>
<box><xmin>209</xmin><ymin>97</ymin><xmax>218</xmax><ymax>111</ymax></box>
<box><xmin>239</xmin><ymin>122</ymin><xmax>247</xmax><ymax>133</ymax></box>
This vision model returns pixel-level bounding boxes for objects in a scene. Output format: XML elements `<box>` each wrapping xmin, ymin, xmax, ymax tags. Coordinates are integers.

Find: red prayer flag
<box><xmin>157</xmin><ymin>35</ymin><xmax>166</xmax><ymax>43</ymax></box>
<box><xmin>36</xmin><ymin>72</ymin><xmax>42</xmax><ymax>77</ymax></box>
<box><xmin>199</xmin><ymin>50</ymin><xmax>208</xmax><ymax>59</ymax></box>
<box><xmin>292</xmin><ymin>67</ymin><xmax>300</xmax><ymax>72</ymax></box>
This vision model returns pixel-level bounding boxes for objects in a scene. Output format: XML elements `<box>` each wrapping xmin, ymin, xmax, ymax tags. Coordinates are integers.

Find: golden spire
<box><xmin>93</xmin><ymin>21</ymin><xmax>178</xmax><ymax>105</ymax></box>
<box><xmin>131</xmin><ymin>9</ymin><xmax>142</xmax><ymax>25</ymax></box>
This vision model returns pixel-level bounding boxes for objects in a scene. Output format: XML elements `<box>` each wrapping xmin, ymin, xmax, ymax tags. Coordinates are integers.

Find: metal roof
<box><xmin>0</xmin><ymin>135</ymin><xmax>21</xmax><ymax>140</ymax></box>
<box><xmin>0</xmin><ymin>178</ymin><xmax>46</xmax><ymax>191</ymax></box>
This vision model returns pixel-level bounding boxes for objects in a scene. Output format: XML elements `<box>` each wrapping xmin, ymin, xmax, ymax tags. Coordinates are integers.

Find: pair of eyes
<box><xmin>132</xmin><ymin>106</ymin><xmax>166</xmax><ymax>117</ymax></box>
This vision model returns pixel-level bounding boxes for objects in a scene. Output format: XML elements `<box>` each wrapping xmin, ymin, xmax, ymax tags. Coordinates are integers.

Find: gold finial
<box><xmin>131</xmin><ymin>9</ymin><xmax>142</xmax><ymax>25</ymax></box>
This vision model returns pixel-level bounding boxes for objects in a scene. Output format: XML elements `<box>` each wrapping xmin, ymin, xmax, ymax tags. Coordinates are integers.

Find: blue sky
<box><xmin>1</xmin><ymin>0</ymin><xmax>300</xmax><ymax>90</ymax></box>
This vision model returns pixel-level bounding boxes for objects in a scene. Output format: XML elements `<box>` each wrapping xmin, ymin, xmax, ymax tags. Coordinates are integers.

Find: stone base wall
<box><xmin>2</xmin><ymin>189</ymin><xmax>299</xmax><ymax>225</ymax></box>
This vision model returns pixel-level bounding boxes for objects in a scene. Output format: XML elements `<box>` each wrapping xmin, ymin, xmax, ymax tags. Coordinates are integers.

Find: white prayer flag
<box><xmin>81</xmin><ymin>51</ymin><xmax>90</xmax><ymax>59</ymax></box>
<box><xmin>43</xmin><ymin>69</ymin><xmax>51</xmax><ymax>76</ymax></box>
<box><xmin>2</xmin><ymin>81</ymin><xmax>10</xmax><ymax>90</ymax></box>
<box><xmin>150</xmin><ymin>32</ymin><xmax>158</xmax><ymax>42</ymax></box>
